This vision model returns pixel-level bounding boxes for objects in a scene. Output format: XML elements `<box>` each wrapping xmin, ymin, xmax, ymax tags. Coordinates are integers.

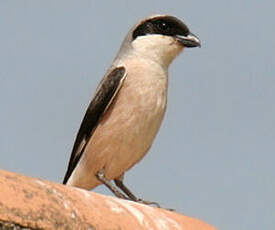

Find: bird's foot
<box><xmin>136</xmin><ymin>198</ymin><xmax>175</xmax><ymax>211</ymax></box>
<box><xmin>135</xmin><ymin>198</ymin><xmax>161</xmax><ymax>208</ymax></box>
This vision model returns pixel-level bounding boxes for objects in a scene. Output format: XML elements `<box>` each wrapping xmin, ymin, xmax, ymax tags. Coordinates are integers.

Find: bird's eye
<box><xmin>158</xmin><ymin>21</ymin><xmax>169</xmax><ymax>31</ymax></box>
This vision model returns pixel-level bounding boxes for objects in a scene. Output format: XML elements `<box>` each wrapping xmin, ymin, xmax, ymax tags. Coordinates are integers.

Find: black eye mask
<box><xmin>132</xmin><ymin>16</ymin><xmax>190</xmax><ymax>40</ymax></box>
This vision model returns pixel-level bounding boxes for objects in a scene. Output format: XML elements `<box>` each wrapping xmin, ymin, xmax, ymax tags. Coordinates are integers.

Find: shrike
<box><xmin>63</xmin><ymin>15</ymin><xmax>200</xmax><ymax>205</ymax></box>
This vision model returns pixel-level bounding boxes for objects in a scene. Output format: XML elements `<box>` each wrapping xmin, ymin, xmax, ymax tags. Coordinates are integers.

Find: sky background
<box><xmin>0</xmin><ymin>1</ymin><xmax>274</xmax><ymax>229</ymax></box>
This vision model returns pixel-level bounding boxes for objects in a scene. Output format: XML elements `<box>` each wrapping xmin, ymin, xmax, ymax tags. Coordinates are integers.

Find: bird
<box><xmin>63</xmin><ymin>14</ymin><xmax>200</xmax><ymax>205</ymax></box>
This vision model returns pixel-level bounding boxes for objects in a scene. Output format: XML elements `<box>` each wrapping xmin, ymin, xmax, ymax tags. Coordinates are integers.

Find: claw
<box><xmin>136</xmin><ymin>198</ymin><xmax>161</xmax><ymax>208</ymax></box>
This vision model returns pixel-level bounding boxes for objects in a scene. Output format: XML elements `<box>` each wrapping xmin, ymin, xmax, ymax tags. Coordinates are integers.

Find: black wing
<box><xmin>63</xmin><ymin>66</ymin><xmax>127</xmax><ymax>184</ymax></box>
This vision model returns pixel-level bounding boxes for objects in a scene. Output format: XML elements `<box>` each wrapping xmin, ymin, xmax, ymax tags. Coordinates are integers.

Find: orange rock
<box><xmin>0</xmin><ymin>169</ymin><xmax>216</xmax><ymax>230</ymax></box>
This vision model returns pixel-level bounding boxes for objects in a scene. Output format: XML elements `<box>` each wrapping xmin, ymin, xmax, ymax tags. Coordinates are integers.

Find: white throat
<box><xmin>131</xmin><ymin>34</ymin><xmax>183</xmax><ymax>68</ymax></box>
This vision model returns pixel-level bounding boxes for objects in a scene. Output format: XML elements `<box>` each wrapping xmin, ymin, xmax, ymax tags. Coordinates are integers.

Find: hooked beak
<box><xmin>175</xmin><ymin>32</ymin><xmax>201</xmax><ymax>48</ymax></box>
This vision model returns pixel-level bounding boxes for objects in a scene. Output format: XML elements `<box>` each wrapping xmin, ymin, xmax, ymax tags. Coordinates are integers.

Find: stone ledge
<box><xmin>0</xmin><ymin>169</ymin><xmax>216</xmax><ymax>230</ymax></box>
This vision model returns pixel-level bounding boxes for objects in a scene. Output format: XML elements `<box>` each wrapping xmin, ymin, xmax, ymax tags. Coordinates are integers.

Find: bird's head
<box><xmin>121</xmin><ymin>15</ymin><xmax>201</xmax><ymax>67</ymax></box>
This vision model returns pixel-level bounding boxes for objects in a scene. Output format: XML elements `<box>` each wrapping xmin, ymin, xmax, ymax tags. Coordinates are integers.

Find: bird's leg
<box><xmin>96</xmin><ymin>171</ymin><xmax>161</xmax><ymax>208</ymax></box>
<box><xmin>114</xmin><ymin>178</ymin><xmax>160</xmax><ymax>208</ymax></box>
<box><xmin>114</xmin><ymin>178</ymin><xmax>138</xmax><ymax>201</ymax></box>
<box><xmin>96</xmin><ymin>171</ymin><xmax>128</xmax><ymax>199</ymax></box>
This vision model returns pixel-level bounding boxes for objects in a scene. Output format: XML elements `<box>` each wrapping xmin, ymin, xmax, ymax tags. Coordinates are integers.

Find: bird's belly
<box><xmin>86</xmin><ymin>68</ymin><xmax>168</xmax><ymax>181</ymax></box>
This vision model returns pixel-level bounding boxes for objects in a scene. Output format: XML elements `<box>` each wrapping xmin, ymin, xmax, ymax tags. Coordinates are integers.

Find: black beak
<box><xmin>175</xmin><ymin>32</ymin><xmax>201</xmax><ymax>48</ymax></box>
